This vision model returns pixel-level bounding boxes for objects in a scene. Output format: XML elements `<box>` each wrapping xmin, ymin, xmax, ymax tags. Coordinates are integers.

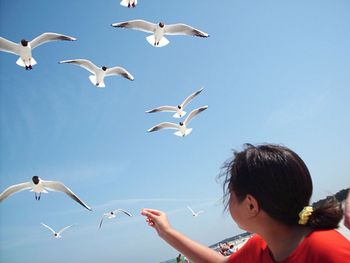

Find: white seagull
<box><xmin>111</xmin><ymin>20</ymin><xmax>209</xmax><ymax>47</ymax></box>
<box><xmin>187</xmin><ymin>205</ymin><xmax>204</xmax><ymax>217</ymax></box>
<box><xmin>59</xmin><ymin>59</ymin><xmax>134</xmax><ymax>88</ymax></box>
<box><xmin>0</xmin><ymin>32</ymin><xmax>76</xmax><ymax>70</ymax></box>
<box><xmin>0</xmin><ymin>176</ymin><xmax>92</xmax><ymax>211</ymax></box>
<box><xmin>120</xmin><ymin>0</ymin><xmax>137</xmax><ymax>8</ymax></box>
<box><xmin>41</xmin><ymin>223</ymin><xmax>75</xmax><ymax>238</ymax></box>
<box><xmin>145</xmin><ymin>88</ymin><xmax>204</xmax><ymax>118</ymax></box>
<box><xmin>147</xmin><ymin>105</ymin><xmax>208</xmax><ymax>137</ymax></box>
<box><xmin>99</xmin><ymin>209</ymin><xmax>133</xmax><ymax>229</ymax></box>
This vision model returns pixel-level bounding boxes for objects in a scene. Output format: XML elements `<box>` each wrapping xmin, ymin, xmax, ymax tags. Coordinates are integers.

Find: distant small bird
<box><xmin>59</xmin><ymin>59</ymin><xmax>134</xmax><ymax>88</ymax></box>
<box><xmin>111</xmin><ymin>20</ymin><xmax>209</xmax><ymax>47</ymax></box>
<box><xmin>41</xmin><ymin>223</ymin><xmax>75</xmax><ymax>238</ymax></box>
<box><xmin>120</xmin><ymin>0</ymin><xmax>137</xmax><ymax>8</ymax></box>
<box><xmin>187</xmin><ymin>205</ymin><xmax>204</xmax><ymax>217</ymax></box>
<box><xmin>145</xmin><ymin>88</ymin><xmax>204</xmax><ymax>118</ymax></box>
<box><xmin>0</xmin><ymin>176</ymin><xmax>92</xmax><ymax>211</ymax></box>
<box><xmin>99</xmin><ymin>209</ymin><xmax>133</xmax><ymax>229</ymax></box>
<box><xmin>0</xmin><ymin>32</ymin><xmax>76</xmax><ymax>70</ymax></box>
<box><xmin>147</xmin><ymin>105</ymin><xmax>208</xmax><ymax>137</ymax></box>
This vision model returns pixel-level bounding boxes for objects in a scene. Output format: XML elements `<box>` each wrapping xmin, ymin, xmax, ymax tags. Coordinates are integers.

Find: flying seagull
<box><xmin>0</xmin><ymin>32</ymin><xmax>76</xmax><ymax>70</ymax></box>
<box><xmin>0</xmin><ymin>176</ymin><xmax>92</xmax><ymax>211</ymax></box>
<box><xmin>187</xmin><ymin>205</ymin><xmax>204</xmax><ymax>217</ymax></box>
<box><xmin>59</xmin><ymin>59</ymin><xmax>134</xmax><ymax>88</ymax></box>
<box><xmin>41</xmin><ymin>223</ymin><xmax>75</xmax><ymax>238</ymax></box>
<box><xmin>99</xmin><ymin>209</ymin><xmax>133</xmax><ymax>229</ymax></box>
<box><xmin>120</xmin><ymin>0</ymin><xmax>137</xmax><ymax>8</ymax></box>
<box><xmin>146</xmin><ymin>87</ymin><xmax>204</xmax><ymax>118</ymax></box>
<box><xmin>111</xmin><ymin>20</ymin><xmax>209</xmax><ymax>47</ymax></box>
<box><xmin>147</xmin><ymin>105</ymin><xmax>208</xmax><ymax>137</ymax></box>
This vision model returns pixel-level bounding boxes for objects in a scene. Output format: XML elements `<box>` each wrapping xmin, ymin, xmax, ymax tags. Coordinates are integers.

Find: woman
<box><xmin>141</xmin><ymin>144</ymin><xmax>350</xmax><ymax>262</ymax></box>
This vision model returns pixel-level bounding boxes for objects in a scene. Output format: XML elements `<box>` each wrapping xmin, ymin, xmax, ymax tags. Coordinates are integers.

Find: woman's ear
<box><xmin>246</xmin><ymin>194</ymin><xmax>260</xmax><ymax>216</ymax></box>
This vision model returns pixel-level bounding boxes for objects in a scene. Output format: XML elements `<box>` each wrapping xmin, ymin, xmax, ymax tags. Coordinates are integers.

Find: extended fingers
<box><xmin>141</xmin><ymin>208</ymin><xmax>162</xmax><ymax>216</ymax></box>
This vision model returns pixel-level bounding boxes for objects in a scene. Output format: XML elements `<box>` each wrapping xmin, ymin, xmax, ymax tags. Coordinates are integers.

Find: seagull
<box><xmin>120</xmin><ymin>0</ymin><xmax>137</xmax><ymax>8</ymax></box>
<box><xmin>59</xmin><ymin>59</ymin><xmax>134</xmax><ymax>88</ymax></box>
<box><xmin>0</xmin><ymin>176</ymin><xmax>92</xmax><ymax>211</ymax></box>
<box><xmin>145</xmin><ymin>88</ymin><xmax>204</xmax><ymax>118</ymax></box>
<box><xmin>41</xmin><ymin>223</ymin><xmax>75</xmax><ymax>238</ymax></box>
<box><xmin>0</xmin><ymin>32</ymin><xmax>76</xmax><ymax>70</ymax></box>
<box><xmin>147</xmin><ymin>105</ymin><xmax>208</xmax><ymax>137</ymax></box>
<box><xmin>111</xmin><ymin>20</ymin><xmax>209</xmax><ymax>47</ymax></box>
<box><xmin>99</xmin><ymin>209</ymin><xmax>133</xmax><ymax>229</ymax></box>
<box><xmin>187</xmin><ymin>205</ymin><xmax>204</xmax><ymax>217</ymax></box>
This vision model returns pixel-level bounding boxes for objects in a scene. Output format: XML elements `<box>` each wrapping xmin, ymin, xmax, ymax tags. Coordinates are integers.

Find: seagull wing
<box><xmin>114</xmin><ymin>209</ymin><xmax>133</xmax><ymax>217</ymax></box>
<box><xmin>148</xmin><ymin>122</ymin><xmax>180</xmax><ymax>132</ymax></box>
<box><xmin>181</xmin><ymin>87</ymin><xmax>204</xmax><ymax>108</ymax></box>
<box><xmin>59</xmin><ymin>59</ymin><xmax>99</xmax><ymax>75</ymax></box>
<box><xmin>0</xmin><ymin>37</ymin><xmax>20</xmax><ymax>55</ymax></box>
<box><xmin>187</xmin><ymin>205</ymin><xmax>195</xmax><ymax>215</ymax></box>
<box><xmin>30</xmin><ymin>32</ymin><xmax>76</xmax><ymax>49</ymax></box>
<box><xmin>105</xmin><ymin>67</ymin><xmax>134</xmax><ymax>81</ymax></box>
<box><xmin>145</xmin><ymin>106</ymin><xmax>177</xmax><ymax>113</ymax></box>
<box><xmin>111</xmin><ymin>20</ymin><xmax>156</xmax><ymax>33</ymax></box>
<box><xmin>41</xmin><ymin>223</ymin><xmax>56</xmax><ymax>234</ymax></box>
<box><xmin>58</xmin><ymin>224</ymin><xmax>75</xmax><ymax>235</ymax></box>
<box><xmin>41</xmin><ymin>180</ymin><xmax>92</xmax><ymax>211</ymax></box>
<box><xmin>0</xmin><ymin>182</ymin><xmax>32</xmax><ymax>202</ymax></box>
<box><xmin>184</xmin><ymin>106</ymin><xmax>208</xmax><ymax>126</ymax></box>
<box><xmin>164</xmin><ymin>24</ymin><xmax>209</xmax><ymax>37</ymax></box>
<box><xmin>99</xmin><ymin>214</ymin><xmax>108</xmax><ymax>229</ymax></box>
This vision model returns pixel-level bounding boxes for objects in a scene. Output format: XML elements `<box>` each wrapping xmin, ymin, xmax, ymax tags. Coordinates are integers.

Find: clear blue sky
<box><xmin>0</xmin><ymin>0</ymin><xmax>349</xmax><ymax>262</ymax></box>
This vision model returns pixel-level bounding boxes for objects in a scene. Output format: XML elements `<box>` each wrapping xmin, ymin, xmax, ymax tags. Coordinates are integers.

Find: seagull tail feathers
<box><xmin>173</xmin><ymin>111</ymin><xmax>186</xmax><ymax>118</ymax></box>
<box><xmin>146</xmin><ymin>35</ymin><xmax>169</xmax><ymax>48</ymax></box>
<box><xmin>16</xmin><ymin>57</ymin><xmax>37</xmax><ymax>67</ymax></box>
<box><xmin>120</xmin><ymin>0</ymin><xmax>129</xmax><ymax>7</ymax></box>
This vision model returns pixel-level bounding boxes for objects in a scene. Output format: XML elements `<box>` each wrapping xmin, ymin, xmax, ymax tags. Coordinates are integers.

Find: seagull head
<box><xmin>32</xmin><ymin>176</ymin><xmax>40</xmax><ymax>184</ymax></box>
<box><xmin>158</xmin><ymin>22</ymin><xmax>165</xmax><ymax>28</ymax></box>
<box><xmin>177</xmin><ymin>105</ymin><xmax>182</xmax><ymax>109</ymax></box>
<box><xmin>179</xmin><ymin>122</ymin><xmax>184</xmax><ymax>126</ymax></box>
<box><xmin>54</xmin><ymin>233</ymin><xmax>58</xmax><ymax>237</ymax></box>
<box><xmin>102</xmin><ymin>66</ymin><xmax>108</xmax><ymax>71</ymax></box>
<box><xmin>20</xmin><ymin>39</ymin><xmax>29</xmax><ymax>46</ymax></box>
<box><xmin>110</xmin><ymin>211</ymin><xmax>114</xmax><ymax>215</ymax></box>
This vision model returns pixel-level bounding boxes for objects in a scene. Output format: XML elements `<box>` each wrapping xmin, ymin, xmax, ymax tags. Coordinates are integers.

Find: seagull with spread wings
<box><xmin>187</xmin><ymin>205</ymin><xmax>204</xmax><ymax>217</ymax></box>
<box><xmin>99</xmin><ymin>209</ymin><xmax>133</xmax><ymax>229</ymax></box>
<box><xmin>0</xmin><ymin>32</ymin><xmax>76</xmax><ymax>70</ymax></box>
<box><xmin>0</xmin><ymin>176</ymin><xmax>92</xmax><ymax>211</ymax></box>
<box><xmin>146</xmin><ymin>88</ymin><xmax>204</xmax><ymax>118</ymax></box>
<box><xmin>41</xmin><ymin>223</ymin><xmax>75</xmax><ymax>238</ymax></box>
<box><xmin>111</xmin><ymin>20</ymin><xmax>209</xmax><ymax>47</ymax></box>
<box><xmin>59</xmin><ymin>59</ymin><xmax>134</xmax><ymax>88</ymax></box>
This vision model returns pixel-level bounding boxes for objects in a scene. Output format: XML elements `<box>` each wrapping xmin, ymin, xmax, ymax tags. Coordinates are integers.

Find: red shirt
<box><xmin>228</xmin><ymin>230</ymin><xmax>350</xmax><ymax>263</ymax></box>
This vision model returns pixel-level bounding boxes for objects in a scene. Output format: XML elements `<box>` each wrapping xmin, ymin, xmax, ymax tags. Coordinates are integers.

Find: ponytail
<box><xmin>307</xmin><ymin>196</ymin><xmax>343</xmax><ymax>230</ymax></box>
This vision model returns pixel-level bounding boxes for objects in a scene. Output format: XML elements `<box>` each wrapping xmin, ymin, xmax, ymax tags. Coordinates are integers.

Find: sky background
<box><xmin>0</xmin><ymin>0</ymin><xmax>349</xmax><ymax>262</ymax></box>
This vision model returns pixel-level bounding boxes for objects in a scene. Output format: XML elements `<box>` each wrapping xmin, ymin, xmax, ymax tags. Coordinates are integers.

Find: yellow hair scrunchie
<box><xmin>298</xmin><ymin>206</ymin><xmax>313</xmax><ymax>225</ymax></box>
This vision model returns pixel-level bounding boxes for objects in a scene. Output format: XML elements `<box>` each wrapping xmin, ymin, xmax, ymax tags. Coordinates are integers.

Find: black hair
<box><xmin>219</xmin><ymin>143</ymin><xmax>343</xmax><ymax>229</ymax></box>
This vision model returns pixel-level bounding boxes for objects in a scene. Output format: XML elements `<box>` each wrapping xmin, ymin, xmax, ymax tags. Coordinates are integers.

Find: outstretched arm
<box><xmin>141</xmin><ymin>208</ymin><xmax>228</xmax><ymax>263</ymax></box>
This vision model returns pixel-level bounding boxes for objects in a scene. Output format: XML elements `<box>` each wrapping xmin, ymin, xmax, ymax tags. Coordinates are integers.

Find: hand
<box><xmin>141</xmin><ymin>208</ymin><xmax>172</xmax><ymax>237</ymax></box>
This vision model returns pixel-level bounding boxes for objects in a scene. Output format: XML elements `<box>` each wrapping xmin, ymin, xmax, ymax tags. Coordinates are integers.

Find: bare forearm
<box><xmin>160</xmin><ymin>228</ymin><xmax>227</xmax><ymax>263</ymax></box>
